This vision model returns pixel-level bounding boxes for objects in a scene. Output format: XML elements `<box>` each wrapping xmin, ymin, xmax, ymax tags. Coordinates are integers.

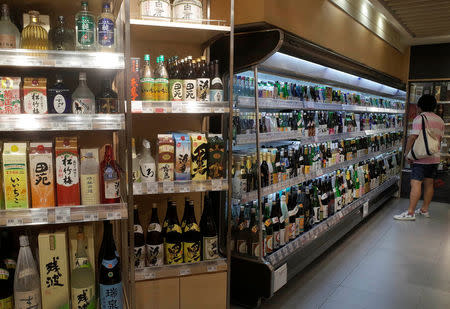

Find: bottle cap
<box><xmin>160</xmin><ymin>55</ymin><xmax>164</xmax><ymax>62</ymax></box>
<box><xmin>144</xmin><ymin>54</ymin><xmax>150</xmax><ymax>61</ymax></box>
<box><xmin>19</xmin><ymin>235</ymin><xmax>29</xmax><ymax>247</ymax></box>
<box><xmin>142</xmin><ymin>139</ymin><xmax>150</xmax><ymax>149</ymax></box>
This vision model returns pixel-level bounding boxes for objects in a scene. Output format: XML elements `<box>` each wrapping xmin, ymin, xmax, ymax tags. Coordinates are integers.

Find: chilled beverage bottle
<box><xmin>100</xmin><ymin>144</ymin><xmax>121</xmax><ymax>204</ymax></box>
<box><xmin>72</xmin><ymin>72</ymin><xmax>95</xmax><ymax>114</ymax></box>
<box><xmin>154</xmin><ymin>55</ymin><xmax>169</xmax><ymax>101</ymax></box>
<box><xmin>80</xmin><ymin>150</ymin><xmax>100</xmax><ymax>205</ymax></box>
<box><xmin>131</xmin><ymin>138</ymin><xmax>141</xmax><ymax>184</ymax></box>
<box><xmin>75</xmin><ymin>1</ymin><xmax>96</xmax><ymax>51</ymax></box>
<box><xmin>71</xmin><ymin>231</ymin><xmax>96</xmax><ymax>309</ymax></box>
<box><xmin>263</xmin><ymin>199</ymin><xmax>273</xmax><ymax>255</ymax></box>
<box><xmin>48</xmin><ymin>75</ymin><xmax>72</xmax><ymax>114</ymax></box>
<box><xmin>164</xmin><ymin>201</ymin><xmax>183</xmax><ymax>264</ymax></box>
<box><xmin>183</xmin><ymin>57</ymin><xmax>197</xmax><ymax>101</ymax></box>
<box><xmin>0</xmin><ymin>259</ymin><xmax>12</xmax><ymax>309</ymax></box>
<box><xmin>139</xmin><ymin>139</ymin><xmax>156</xmax><ymax>183</ymax></box>
<box><xmin>270</xmin><ymin>199</ymin><xmax>280</xmax><ymax>250</ymax></box>
<box><xmin>97</xmin><ymin>2</ymin><xmax>116</xmax><ymax>51</ymax></box>
<box><xmin>14</xmin><ymin>236</ymin><xmax>41</xmax><ymax>309</ymax></box>
<box><xmin>169</xmin><ymin>59</ymin><xmax>183</xmax><ymax>101</ymax></box>
<box><xmin>200</xmin><ymin>195</ymin><xmax>219</xmax><ymax>260</ymax></box>
<box><xmin>248</xmin><ymin>208</ymin><xmax>260</xmax><ymax>257</ymax></box>
<box><xmin>210</xmin><ymin>60</ymin><xmax>224</xmax><ymax>101</ymax></box>
<box><xmin>96</xmin><ymin>79</ymin><xmax>119</xmax><ymax>113</ymax></box>
<box><xmin>182</xmin><ymin>200</ymin><xmax>201</xmax><ymax>263</ymax></box>
<box><xmin>134</xmin><ymin>205</ymin><xmax>145</xmax><ymax>269</ymax></box>
<box><xmin>146</xmin><ymin>203</ymin><xmax>164</xmax><ymax>266</ymax></box>
<box><xmin>288</xmin><ymin>189</ymin><xmax>297</xmax><ymax>240</ymax></box>
<box><xmin>196</xmin><ymin>56</ymin><xmax>210</xmax><ymax>101</ymax></box>
<box><xmin>21</xmin><ymin>11</ymin><xmax>47</xmax><ymax>50</ymax></box>
<box><xmin>48</xmin><ymin>15</ymin><xmax>75</xmax><ymax>50</ymax></box>
<box><xmin>141</xmin><ymin>54</ymin><xmax>154</xmax><ymax>100</ymax></box>
<box><xmin>277</xmin><ymin>195</ymin><xmax>286</xmax><ymax>247</ymax></box>
<box><xmin>236</xmin><ymin>206</ymin><xmax>248</xmax><ymax>254</ymax></box>
<box><xmin>0</xmin><ymin>4</ymin><xmax>20</xmax><ymax>49</ymax></box>
<box><xmin>99</xmin><ymin>222</ymin><xmax>123</xmax><ymax>309</ymax></box>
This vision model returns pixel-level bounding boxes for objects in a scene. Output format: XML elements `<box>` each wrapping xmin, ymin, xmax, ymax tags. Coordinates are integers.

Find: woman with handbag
<box><xmin>394</xmin><ymin>94</ymin><xmax>445</xmax><ymax>221</ymax></box>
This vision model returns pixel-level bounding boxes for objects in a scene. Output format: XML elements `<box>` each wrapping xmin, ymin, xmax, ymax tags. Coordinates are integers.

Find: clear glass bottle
<box><xmin>80</xmin><ymin>150</ymin><xmax>100</xmax><ymax>205</ymax></box>
<box><xmin>141</xmin><ymin>0</ymin><xmax>171</xmax><ymax>19</ymax></box>
<box><xmin>0</xmin><ymin>4</ymin><xmax>20</xmax><ymax>48</ymax></box>
<box><xmin>131</xmin><ymin>138</ymin><xmax>141</xmax><ymax>184</ymax></box>
<box><xmin>172</xmin><ymin>0</ymin><xmax>203</xmax><ymax>22</ymax></box>
<box><xmin>14</xmin><ymin>236</ymin><xmax>41</xmax><ymax>309</ymax></box>
<box><xmin>97</xmin><ymin>2</ymin><xmax>115</xmax><ymax>51</ymax></box>
<box><xmin>96</xmin><ymin>79</ymin><xmax>118</xmax><ymax>113</ymax></box>
<box><xmin>21</xmin><ymin>11</ymin><xmax>48</xmax><ymax>50</ymax></box>
<box><xmin>72</xmin><ymin>72</ymin><xmax>95</xmax><ymax>114</ymax></box>
<box><xmin>48</xmin><ymin>16</ymin><xmax>75</xmax><ymax>50</ymax></box>
<box><xmin>139</xmin><ymin>139</ymin><xmax>156</xmax><ymax>183</ymax></box>
<box><xmin>71</xmin><ymin>231</ymin><xmax>96</xmax><ymax>309</ymax></box>
<box><xmin>75</xmin><ymin>1</ymin><xmax>96</xmax><ymax>51</ymax></box>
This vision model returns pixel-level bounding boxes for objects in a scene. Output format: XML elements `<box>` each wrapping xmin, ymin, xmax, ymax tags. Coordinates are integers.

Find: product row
<box><xmin>231</xmin><ymin>152</ymin><xmax>401</xmax><ymax>257</ymax></box>
<box><xmin>234</xmin><ymin>110</ymin><xmax>404</xmax><ymax>136</ymax></box>
<box><xmin>232</xmin><ymin>133</ymin><xmax>403</xmax><ymax>196</ymax></box>
<box><xmin>140</xmin><ymin>0</ymin><xmax>204</xmax><ymax>22</ymax></box>
<box><xmin>132</xmin><ymin>56</ymin><xmax>224</xmax><ymax>102</ymax></box>
<box><xmin>0</xmin><ymin>222</ymin><xmax>122</xmax><ymax>309</ymax></box>
<box><xmin>233</xmin><ymin>75</ymin><xmax>405</xmax><ymax>110</ymax></box>
<box><xmin>0</xmin><ymin>74</ymin><xmax>118</xmax><ymax>114</ymax></box>
<box><xmin>132</xmin><ymin>133</ymin><xmax>225</xmax><ymax>183</ymax></box>
<box><xmin>0</xmin><ymin>138</ymin><xmax>121</xmax><ymax>209</ymax></box>
<box><xmin>0</xmin><ymin>2</ymin><xmax>117</xmax><ymax>51</ymax></box>
<box><xmin>134</xmin><ymin>194</ymin><xmax>219</xmax><ymax>269</ymax></box>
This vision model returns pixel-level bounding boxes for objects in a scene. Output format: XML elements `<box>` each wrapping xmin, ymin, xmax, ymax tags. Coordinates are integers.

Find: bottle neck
<box><xmin>76</xmin><ymin>237</ymin><xmax>88</xmax><ymax>258</ymax></box>
<box><xmin>79</xmin><ymin>79</ymin><xmax>88</xmax><ymax>87</ymax></box>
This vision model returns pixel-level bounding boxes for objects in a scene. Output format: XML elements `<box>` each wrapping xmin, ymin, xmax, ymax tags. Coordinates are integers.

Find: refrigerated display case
<box><xmin>210</xmin><ymin>27</ymin><xmax>406</xmax><ymax>307</ymax></box>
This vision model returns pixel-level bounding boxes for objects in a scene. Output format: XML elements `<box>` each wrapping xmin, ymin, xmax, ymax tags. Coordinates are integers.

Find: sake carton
<box><xmin>189</xmin><ymin>133</ymin><xmax>208</xmax><ymax>180</ymax></box>
<box><xmin>23</xmin><ymin>78</ymin><xmax>48</xmax><ymax>114</ymax></box>
<box><xmin>29</xmin><ymin>143</ymin><xmax>55</xmax><ymax>208</ymax></box>
<box><xmin>55</xmin><ymin>137</ymin><xmax>80</xmax><ymax>206</ymax></box>
<box><xmin>38</xmin><ymin>230</ymin><xmax>70</xmax><ymax>309</ymax></box>
<box><xmin>157</xmin><ymin>134</ymin><xmax>174</xmax><ymax>181</ymax></box>
<box><xmin>0</xmin><ymin>77</ymin><xmax>21</xmax><ymax>114</ymax></box>
<box><xmin>173</xmin><ymin>133</ymin><xmax>191</xmax><ymax>180</ymax></box>
<box><xmin>207</xmin><ymin>134</ymin><xmax>225</xmax><ymax>179</ymax></box>
<box><xmin>130</xmin><ymin>57</ymin><xmax>141</xmax><ymax>101</ymax></box>
<box><xmin>2</xmin><ymin>143</ymin><xmax>29</xmax><ymax>209</ymax></box>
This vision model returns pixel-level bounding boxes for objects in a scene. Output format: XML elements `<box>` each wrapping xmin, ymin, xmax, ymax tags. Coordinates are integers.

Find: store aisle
<box><xmin>244</xmin><ymin>197</ymin><xmax>450</xmax><ymax>309</ymax></box>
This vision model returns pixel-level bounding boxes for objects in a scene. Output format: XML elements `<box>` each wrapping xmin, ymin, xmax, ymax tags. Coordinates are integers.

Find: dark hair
<box><xmin>417</xmin><ymin>94</ymin><xmax>437</xmax><ymax>112</ymax></box>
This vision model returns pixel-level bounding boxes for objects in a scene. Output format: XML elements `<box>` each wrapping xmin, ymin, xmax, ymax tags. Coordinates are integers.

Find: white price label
<box><xmin>179</xmin><ymin>184</ymin><xmax>190</xmax><ymax>193</ymax></box>
<box><xmin>55</xmin><ymin>208</ymin><xmax>71</xmax><ymax>223</ymax></box>
<box><xmin>172</xmin><ymin>102</ymin><xmax>183</xmax><ymax>113</ymax></box>
<box><xmin>32</xmin><ymin>209</ymin><xmax>48</xmax><ymax>224</ymax></box>
<box><xmin>6</xmin><ymin>218</ymin><xmax>23</xmax><ymax>226</ymax></box>
<box><xmin>143</xmin><ymin>271</ymin><xmax>155</xmax><ymax>280</ymax></box>
<box><xmin>211</xmin><ymin>179</ymin><xmax>223</xmax><ymax>191</ymax></box>
<box><xmin>203</xmin><ymin>107</ymin><xmax>212</xmax><ymax>113</ymax></box>
<box><xmin>107</xmin><ymin>212</ymin><xmax>122</xmax><ymax>220</ymax></box>
<box><xmin>83</xmin><ymin>212</ymin><xmax>99</xmax><ymax>222</ymax></box>
<box><xmin>133</xmin><ymin>183</ymin><xmax>143</xmax><ymax>195</ymax></box>
<box><xmin>132</xmin><ymin>101</ymin><xmax>143</xmax><ymax>113</ymax></box>
<box><xmin>207</xmin><ymin>265</ymin><xmax>217</xmax><ymax>272</ymax></box>
<box><xmin>163</xmin><ymin>182</ymin><xmax>174</xmax><ymax>193</ymax></box>
<box><xmin>146</xmin><ymin>182</ymin><xmax>158</xmax><ymax>194</ymax></box>
<box><xmin>196</xmin><ymin>182</ymin><xmax>206</xmax><ymax>192</ymax></box>
<box><xmin>179</xmin><ymin>269</ymin><xmax>191</xmax><ymax>276</ymax></box>
<box><xmin>214</xmin><ymin>107</ymin><xmax>225</xmax><ymax>113</ymax></box>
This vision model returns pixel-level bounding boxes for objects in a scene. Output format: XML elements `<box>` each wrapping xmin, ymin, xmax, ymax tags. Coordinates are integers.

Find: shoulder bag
<box><xmin>407</xmin><ymin>114</ymin><xmax>440</xmax><ymax>160</ymax></box>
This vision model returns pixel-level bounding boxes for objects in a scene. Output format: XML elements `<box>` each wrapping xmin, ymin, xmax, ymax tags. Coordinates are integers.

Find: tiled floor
<box><xmin>238</xmin><ymin>197</ymin><xmax>450</xmax><ymax>309</ymax></box>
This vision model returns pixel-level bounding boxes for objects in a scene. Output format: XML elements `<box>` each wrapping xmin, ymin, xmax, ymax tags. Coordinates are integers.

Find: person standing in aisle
<box><xmin>394</xmin><ymin>95</ymin><xmax>444</xmax><ymax>221</ymax></box>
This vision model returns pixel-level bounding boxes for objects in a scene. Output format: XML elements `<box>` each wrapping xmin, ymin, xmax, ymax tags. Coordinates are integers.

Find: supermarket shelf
<box><xmin>0</xmin><ymin>48</ymin><xmax>124</xmax><ymax>69</ymax></box>
<box><xmin>0</xmin><ymin>203</ymin><xmax>127</xmax><ymax>227</ymax></box>
<box><xmin>235</xmin><ymin>96</ymin><xmax>405</xmax><ymax>114</ymax></box>
<box><xmin>131</xmin><ymin>100</ymin><xmax>229</xmax><ymax>114</ymax></box>
<box><xmin>0</xmin><ymin>114</ymin><xmax>125</xmax><ymax>131</ymax></box>
<box><xmin>236</xmin><ymin>145</ymin><xmax>401</xmax><ymax>203</ymax></box>
<box><xmin>135</xmin><ymin>257</ymin><xmax>227</xmax><ymax>281</ymax></box>
<box><xmin>133</xmin><ymin>179</ymin><xmax>228</xmax><ymax>195</ymax></box>
<box><xmin>130</xmin><ymin>19</ymin><xmax>230</xmax><ymax>44</ymax></box>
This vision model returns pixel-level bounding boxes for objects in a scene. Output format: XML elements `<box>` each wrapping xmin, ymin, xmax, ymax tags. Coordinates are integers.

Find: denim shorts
<box><xmin>411</xmin><ymin>164</ymin><xmax>438</xmax><ymax>181</ymax></box>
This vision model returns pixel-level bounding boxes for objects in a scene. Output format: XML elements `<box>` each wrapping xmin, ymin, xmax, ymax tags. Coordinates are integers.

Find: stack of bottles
<box><xmin>133</xmin><ymin>194</ymin><xmax>219</xmax><ymax>269</ymax></box>
<box><xmin>0</xmin><ymin>221</ymin><xmax>123</xmax><ymax>309</ymax></box>
<box><xmin>233</xmin><ymin>75</ymin><xmax>405</xmax><ymax>110</ymax></box>
<box><xmin>0</xmin><ymin>139</ymin><xmax>120</xmax><ymax>209</ymax></box>
<box><xmin>231</xmin><ymin>151</ymin><xmax>401</xmax><ymax>257</ymax></box>
<box><xmin>232</xmin><ymin>132</ymin><xmax>403</xmax><ymax>197</ymax></box>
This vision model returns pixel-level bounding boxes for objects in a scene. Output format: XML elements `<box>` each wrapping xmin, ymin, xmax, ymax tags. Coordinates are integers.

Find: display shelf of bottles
<box><xmin>0</xmin><ymin>49</ymin><xmax>125</xmax><ymax>69</ymax></box>
<box><xmin>237</xmin><ymin>145</ymin><xmax>402</xmax><ymax>203</ymax></box>
<box><xmin>236</xmin><ymin>97</ymin><xmax>405</xmax><ymax>114</ymax></box>
<box><xmin>133</xmin><ymin>179</ymin><xmax>228</xmax><ymax>195</ymax></box>
<box><xmin>266</xmin><ymin>175</ymin><xmax>399</xmax><ymax>266</ymax></box>
<box><xmin>0</xmin><ymin>203</ymin><xmax>127</xmax><ymax>227</ymax></box>
<box><xmin>131</xmin><ymin>100</ymin><xmax>229</xmax><ymax>114</ymax></box>
<box><xmin>235</xmin><ymin>128</ymin><xmax>403</xmax><ymax>145</ymax></box>
<box><xmin>0</xmin><ymin>114</ymin><xmax>125</xmax><ymax>131</ymax></box>
<box><xmin>135</xmin><ymin>257</ymin><xmax>227</xmax><ymax>281</ymax></box>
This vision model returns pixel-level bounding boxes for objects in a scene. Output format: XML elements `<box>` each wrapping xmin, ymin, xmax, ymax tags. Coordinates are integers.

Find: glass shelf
<box><xmin>133</xmin><ymin>179</ymin><xmax>228</xmax><ymax>195</ymax></box>
<box><xmin>135</xmin><ymin>257</ymin><xmax>227</xmax><ymax>281</ymax></box>
<box><xmin>0</xmin><ymin>49</ymin><xmax>124</xmax><ymax>69</ymax></box>
<box><xmin>0</xmin><ymin>114</ymin><xmax>125</xmax><ymax>131</ymax></box>
<box><xmin>0</xmin><ymin>203</ymin><xmax>127</xmax><ymax>227</ymax></box>
<box><xmin>131</xmin><ymin>101</ymin><xmax>229</xmax><ymax>114</ymax></box>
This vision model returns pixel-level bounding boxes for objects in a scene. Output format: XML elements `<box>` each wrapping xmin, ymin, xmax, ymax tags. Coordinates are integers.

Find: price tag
<box><xmin>163</xmin><ymin>182</ymin><xmax>174</xmax><ymax>193</ymax></box>
<box><xmin>32</xmin><ymin>209</ymin><xmax>48</xmax><ymax>224</ymax></box>
<box><xmin>107</xmin><ymin>212</ymin><xmax>122</xmax><ymax>220</ymax></box>
<box><xmin>133</xmin><ymin>183</ymin><xmax>143</xmax><ymax>195</ymax></box>
<box><xmin>196</xmin><ymin>182</ymin><xmax>206</xmax><ymax>192</ymax></box>
<box><xmin>172</xmin><ymin>102</ymin><xmax>183</xmax><ymax>113</ymax></box>
<box><xmin>363</xmin><ymin>201</ymin><xmax>369</xmax><ymax>218</ymax></box>
<box><xmin>55</xmin><ymin>208</ymin><xmax>71</xmax><ymax>223</ymax></box>
<box><xmin>207</xmin><ymin>265</ymin><xmax>218</xmax><ymax>272</ymax></box>
<box><xmin>146</xmin><ymin>182</ymin><xmax>158</xmax><ymax>194</ymax></box>
<box><xmin>211</xmin><ymin>179</ymin><xmax>223</xmax><ymax>191</ymax></box>
<box><xmin>203</xmin><ymin>107</ymin><xmax>212</xmax><ymax>113</ymax></box>
<box><xmin>214</xmin><ymin>107</ymin><xmax>225</xmax><ymax>113</ymax></box>
<box><xmin>131</xmin><ymin>101</ymin><xmax>143</xmax><ymax>113</ymax></box>
<box><xmin>84</xmin><ymin>212</ymin><xmax>98</xmax><ymax>222</ymax></box>
<box><xmin>6</xmin><ymin>218</ymin><xmax>23</xmax><ymax>226</ymax></box>
<box><xmin>143</xmin><ymin>271</ymin><xmax>155</xmax><ymax>280</ymax></box>
<box><xmin>179</xmin><ymin>268</ymin><xmax>191</xmax><ymax>276</ymax></box>
<box><xmin>179</xmin><ymin>183</ymin><xmax>190</xmax><ymax>193</ymax></box>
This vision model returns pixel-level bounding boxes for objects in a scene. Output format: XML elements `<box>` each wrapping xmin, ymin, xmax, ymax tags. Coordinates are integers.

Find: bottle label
<box><xmin>273</xmin><ymin>231</ymin><xmax>280</xmax><ymax>248</ymax></box>
<box><xmin>288</xmin><ymin>223</ymin><xmax>296</xmax><ymax>240</ymax></box>
<box><xmin>265</xmin><ymin>235</ymin><xmax>273</xmax><ymax>253</ymax></box>
<box><xmin>81</xmin><ymin>174</ymin><xmax>99</xmax><ymax>205</ymax></box>
<box><xmin>98</xmin><ymin>98</ymin><xmax>119</xmax><ymax>113</ymax></box>
<box><xmin>4</xmin><ymin>259</ymin><xmax>16</xmax><ymax>270</ymax></box>
<box><xmin>102</xmin><ymin>258</ymin><xmax>119</xmax><ymax>269</ymax></box>
<box><xmin>203</xmin><ymin>236</ymin><xmax>219</xmax><ymax>260</ymax></box>
<box><xmin>73</xmin><ymin>98</ymin><xmax>94</xmax><ymax>114</ymax></box>
<box><xmin>154</xmin><ymin>78</ymin><xmax>169</xmax><ymax>101</ymax></box>
<box><xmin>105</xmin><ymin>179</ymin><xmax>120</xmax><ymax>199</ymax></box>
<box><xmin>279</xmin><ymin>228</ymin><xmax>286</xmax><ymax>246</ymax></box>
<box><xmin>56</xmin><ymin>153</ymin><xmax>79</xmax><ymax>187</ymax></box>
<box><xmin>240</xmin><ymin>179</ymin><xmax>247</xmax><ymax>195</ymax></box>
<box><xmin>169</xmin><ymin>79</ymin><xmax>183</xmax><ymax>101</ymax></box>
<box><xmin>252</xmin><ymin>242</ymin><xmax>260</xmax><ymax>257</ymax></box>
<box><xmin>71</xmin><ymin>285</ymin><xmax>95</xmax><ymax>309</ymax></box>
<box><xmin>75</xmin><ymin>257</ymin><xmax>91</xmax><ymax>269</ymax></box>
<box><xmin>210</xmin><ymin>89</ymin><xmax>224</xmax><ymax>102</ymax></box>
<box><xmin>141</xmin><ymin>77</ymin><xmax>155</xmax><ymax>101</ymax></box>
<box><xmin>148</xmin><ymin>223</ymin><xmax>162</xmax><ymax>233</ymax></box>
<box><xmin>146</xmin><ymin>244</ymin><xmax>163</xmax><ymax>266</ymax></box>
<box><xmin>0</xmin><ymin>34</ymin><xmax>16</xmax><ymax>48</ymax></box>
<box><xmin>142</xmin><ymin>0</ymin><xmax>171</xmax><ymax>18</ymax></box>
<box><xmin>53</xmin><ymin>94</ymin><xmax>66</xmax><ymax>114</ymax></box>
<box><xmin>196</xmin><ymin>78</ymin><xmax>210</xmax><ymax>101</ymax></box>
<box><xmin>140</xmin><ymin>163</ymin><xmax>156</xmax><ymax>182</ymax></box>
<box><xmin>184</xmin><ymin>240</ymin><xmax>201</xmax><ymax>263</ymax></box>
<box><xmin>14</xmin><ymin>289</ymin><xmax>40</xmax><ymax>309</ymax></box>
<box><xmin>298</xmin><ymin>215</ymin><xmax>304</xmax><ymax>233</ymax></box>
<box><xmin>134</xmin><ymin>245</ymin><xmax>146</xmax><ymax>269</ymax></box>
<box><xmin>271</xmin><ymin>217</ymin><xmax>279</xmax><ymax>224</ymax></box>
<box><xmin>0</xmin><ymin>295</ymin><xmax>13</xmax><ymax>309</ymax></box>
<box><xmin>24</xmin><ymin>90</ymin><xmax>47</xmax><ymax>114</ymax></box>
<box><xmin>173</xmin><ymin>1</ymin><xmax>203</xmax><ymax>20</ymax></box>
<box><xmin>237</xmin><ymin>240</ymin><xmax>247</xmax><ymax>254</ymax></box>
<box><xmin>183</xmin><ymin>79</ymin><xmax>197</xmax><ymax>101</ymax></box>
<box><xmin>100</xmin><ymin>282</ymin><xmax>123</xmax><ymax>309</ymax></box>
<box><xmin>98</xmin><ymin>18</ymin><xmax>115</xmax><ymax>47</ymax></box>
<box><xmin>164</xmin><ymin>242</ymin><xmax>183</xmax><ymax>264</ymax></box>
<box><xmin>134</xmin><ymin>225</ymin><xmax>143</xmax><ymax>234</ymax></box>
<box><xmin>77</xmin><ymin>15</ymin><xmax>95</xmax><ymax>45</ymax></box>
<box><xmin>0</xmin><ymin>268</ymin><xmax>8</xmax><ymax>280</ymax></box>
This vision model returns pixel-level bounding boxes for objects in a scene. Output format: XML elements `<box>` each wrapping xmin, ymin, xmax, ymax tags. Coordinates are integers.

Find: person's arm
<box><xmin>405</xmin><ymin>134</ymin><xmax>418</xmax><ymax>159</ymax></box>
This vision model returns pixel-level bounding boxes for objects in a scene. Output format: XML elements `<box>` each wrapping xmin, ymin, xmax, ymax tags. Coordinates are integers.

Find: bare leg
<box><xmin>408</xmin><ymin>179</ymin><xmax>422</xmax><ymax>215</ymax></box>
<box><xmin>421</xmin><ymin>178</ymin><xmax>434</xmax><ymax>212</ymax></box>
